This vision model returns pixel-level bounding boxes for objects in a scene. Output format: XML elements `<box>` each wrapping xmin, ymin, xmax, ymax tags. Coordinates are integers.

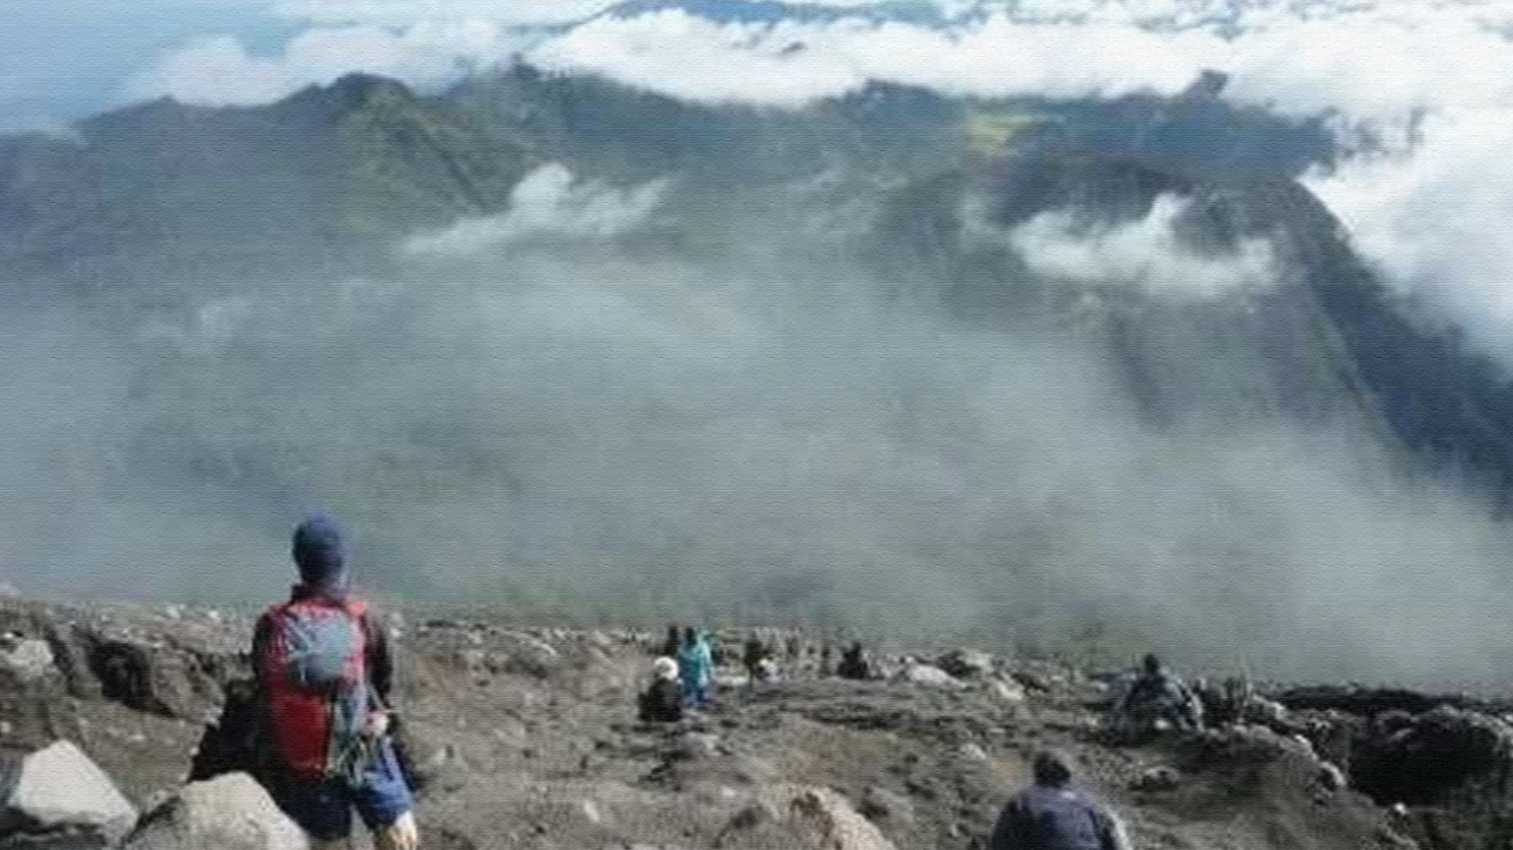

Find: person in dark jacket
<box><xmin>743</xmin><ymin>634</ymin><xmax>769</xmax><ymax>685</ymax></box>
<box><xmin>837</xmin><ymin>641</ymin><xmax>872</xmax><ymax>680</ymax></box>
<box><xmin>638</xmin><ymin>657</ymin><xmax>685</xmax><ymax>723</ymax></box>
<box><xmin>251</xmin><ymin>515</ymin><xmax>417</xmax><ymax>850</ymax></box>
<box><xmin>661</xmin><ymin>625</ymin><xmax>682</xmax><ymax>659</ymax></box>
<box><xmin>990</xmin><ymin>750</ymin><xmax>1131</xmax><ymax>850</ymax></box>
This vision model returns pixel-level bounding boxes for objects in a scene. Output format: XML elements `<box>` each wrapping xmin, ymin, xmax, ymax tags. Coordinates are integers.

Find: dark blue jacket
<box><xmin>989</xmin><ymin>784</ymin><xmax>1126</xmax><ymax>850</ymax></box>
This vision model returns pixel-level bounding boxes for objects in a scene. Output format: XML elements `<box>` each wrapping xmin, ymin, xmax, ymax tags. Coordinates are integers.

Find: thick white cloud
<box><xmin>518</xmin><ymin>3</ymin><xmax>1513</xmax><ymax>120</ymax></box>
<box><xmin>1308</xmin><ymin>109</ymin><xmax>1513</xmax><ymax>361</ymax></box>
<box><xmin>126</xmin><ymin>18</ymin><xmax>522</xmax><ymax>106</ymax></box>
<box><xmin>273</xmin><ymin>0</ymin><xmax>618</xmax><ymax>27</ymax></box>
<box><xmin>1005</xmin><ymin>194</ymin><xmax>1277</xmax><ymax>296</ymax></box>
<box><xmin>404</xmin><ymin>164</ymin><xmax>669</xmax><ymax>256</ymax></box>
<box><xmin>125</xmin><ymin>1</ymin><xmax>1513</xmax><ymax>121</ymax></box>
<box><xmin>525</xmin><ymin>10</ymin><xmax>1221</xmax><ymax>107</ymax></box>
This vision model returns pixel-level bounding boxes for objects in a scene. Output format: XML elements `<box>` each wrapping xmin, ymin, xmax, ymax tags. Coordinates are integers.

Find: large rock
<box><xmin>0</xmin><ymin>740</ymin><xmax>137</xmax><ymax>847</ymax></box>
<box><xmin>0</xmin><ymin>638</ymin><xmax>55</xmax><ymax>683</ymax></box>
<box><xmin>1353</xmin><ymin>705</ymin><xmax>1513</xmax><ymax>807</ymax></box>
<box><xmin>717</xmin><ymin>785</ymin><xmax>899</xmax><ymax>850</ymax></box>
<box><xmin>123</xmin><ymin>773</ymin><xmax>308</xmax><ymax>850</ymax></box>
<box><xmin>87</xmin><ymin>638</ymin><xmax>221</xmax><ymax>720</ymax></box>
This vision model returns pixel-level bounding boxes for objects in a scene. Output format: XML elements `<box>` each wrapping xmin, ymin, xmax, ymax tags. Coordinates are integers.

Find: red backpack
<box><xmin>258</xmin><ymin>596</ymin><xmax>370</xmax><ymax>781</ymax></box>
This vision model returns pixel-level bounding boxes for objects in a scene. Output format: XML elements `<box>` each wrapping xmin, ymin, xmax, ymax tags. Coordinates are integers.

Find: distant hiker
<box><xmin>1111</xmin><ymin>653</ymin><xmax>1203</xmax><ymax>743</ymax></box>
<box><xmin>252</xmin><ymin>515</ymin><xmax>419</xmax><ymax>850</ymax></box>
<box><xmin>989</xmin><ymin>750</ymin><xmax>1132</xmax><ymax>850</ymax></box>
<box><xmin>662</xmin><ymin>624</ymin><xmax>681</xmax><ymax>658</ymax></box>
<box><xmin>709</xmin><ymin>632</ymin><xmax>727</xmax><ymax>668</ymax></box>
<box><xmin>743</xmin><ymin>634</ymin><xmax>770</xmax><ymax>685</ymax></box>
<box><xmin>837</xmin><ymin>641</ymin><xmax>872</xmax><ymax>680</ymax></box>
<box><xmin>638</xmin><ymin>657</ymin><xmax>685</xmax><ymax>723</ymax></box>
<box><xmin>820</xmin><ymin>641</ymin><xmax>835</xmax><ymax>676</ymax></box>
<box><xmin>677</xmin><ymin>627</ymin><xmax>715</xmax><ymax>707</ymax></box>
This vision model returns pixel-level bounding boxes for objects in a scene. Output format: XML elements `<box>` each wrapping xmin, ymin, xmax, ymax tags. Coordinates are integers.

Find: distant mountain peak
<box><xmin>279</xmin><ymin>72</ymin><xmax>418</xmax><ymax>119</ymax></box>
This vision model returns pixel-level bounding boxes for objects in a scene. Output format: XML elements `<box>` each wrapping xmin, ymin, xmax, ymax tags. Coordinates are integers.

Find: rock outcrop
<box><xmin>717</xmin><ymin>785</ymin><xmax>899</xmax><ymax>850</ymax></box>
<box><xmin>123</xmin><ymin>773</ymin><xmax>307</xmax><ymax>850</ymax></box>
<box><xmin>0</xmin><ymin>740</ymin><xmax>137</xmax><ymax>847</ymax></box>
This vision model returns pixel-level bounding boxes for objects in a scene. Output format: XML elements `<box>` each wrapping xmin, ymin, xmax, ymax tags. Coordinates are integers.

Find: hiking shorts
<box><xmin>274</xmin><ymin>738</ymin><xmax>415</xmax><ymax>841</ymax></box>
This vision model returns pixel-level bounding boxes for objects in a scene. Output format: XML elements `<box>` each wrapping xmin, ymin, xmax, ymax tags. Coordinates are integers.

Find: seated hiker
<box><xmin>677</xmin><ymin>627</ymin><xmax>715</xmax><ymax>707</ymax></box>
<box><xmin>990</xmin><ymin>750</ymin><xmax>1132</xmax><ymax>850</ymax></box>
<box><xmin>837</xmin><ymin>641</ymin><xmax>873</xmax><ymax>680</ymax></box>
<box><xmin>639</xmin><ymin>657</ymin><xmax>685</xmax><ymax>723</ymax></box>
<box><xmin>1111</xmin><ymin>653</ymin><xmax>1204</xmax><ymax>743</ymax></box>
<box><xmin>252</xmin><ymin>515</ymin><xmax>419</xmax><ymax>850</ymax></box>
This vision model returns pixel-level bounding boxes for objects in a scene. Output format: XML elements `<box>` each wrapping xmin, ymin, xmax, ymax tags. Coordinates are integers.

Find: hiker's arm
<box><xmin>1101</xmin><ymin>808</ymin><xmax>1134</xmax><ymax>850</ymax></box>
<box><xmin>362</xmin><ymin>610</ymin><xmax>397</xmax><ymax>712</ymax></box>
<box><xmin>246</xmin><ymin>615</ymin><xmax>272</xmax><ymax>765</ymax></box>
<box><xmin>250</xmin><ymin>615</ymin><xmax>271</xmax><ymax>679</ymax></box>
<box><xmin>988</xmin><ymin>800</ymin><xmax>1026</xmax><ymax>850</ymax></box>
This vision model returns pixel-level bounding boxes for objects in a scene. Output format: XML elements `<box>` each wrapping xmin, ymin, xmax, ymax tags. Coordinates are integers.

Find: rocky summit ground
<box><xmin>0</xmin><ymin>593</ymin><xmax>1506</xmax><ymax>849</ymax></box>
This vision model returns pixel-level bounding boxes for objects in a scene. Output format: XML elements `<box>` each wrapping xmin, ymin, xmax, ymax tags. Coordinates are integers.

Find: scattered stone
<box><xmin>0</xmin><ymin>739</ymin><xmax>138</xmax><ymax>846</ymax></box>
<box><xmin>1010</xmin><ymin>671</ymin><xmax>1053</xmax><ymax>693</ymax></box>
<box><xmin>858</xmin><ymin>786</ymin><xmax>914</xmax><ymax>826</ymax></box>
<box><xmin>957</xmin><ymin>743</ymin><xmax>989</xmax><ymax>763</ymax></box>
<box><xmin>899</xmin><ymin>663</ymin><xmax>962</xmax><ymax>689</ymax></box>
<box><xmin>989</xmin><ymin>679</ymin><xmax>1028</xmax><ymax>705</ymax></box>
<box><xmin>1317</xmin><ymin>762</ymin><xmax>1347</xmax><ymax>792</ymax></box>
<box><xmin>0</xmin><ymin>639</ymin><xmax>55</xmax><ymax>682</ymax></box>
<box><xmin>675</xmin><ymin>733</ymin><xmax>722</xmax><ymax>761</ymax></box>
<box><xmin>1131</xmin><ymin>766</ymin><xmax>1182</xmax><ymax>792</ymax></box>
<box><xmin>936</xmin><ymin>649</ymin><xmax>994</xmax><ymax>679</ymax></box>
<box><xmin>123</xmin><ymin>772</ymin><xmax>307</xmax><ymax>850</ymax></box>
<box><xmin>580</xmin><ymin>800</ymin><xmax>603</xmax><ymax>825</ymax></box>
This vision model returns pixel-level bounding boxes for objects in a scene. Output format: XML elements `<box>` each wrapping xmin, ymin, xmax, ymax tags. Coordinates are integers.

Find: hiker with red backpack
<box><xmin>252</xmin><ymin>515</ymin><xmax>419</xmax><ymax>850</ymax></box>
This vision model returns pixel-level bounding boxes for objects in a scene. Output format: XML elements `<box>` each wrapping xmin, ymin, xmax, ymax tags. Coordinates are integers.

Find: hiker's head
<box><xmin>291</xmin><ymin>514</ymin><xmax>348</xmax><ymax>593</ymax></box>
<box><xmin>684</xmin><ymin>626</ymin><xmax>697</xmax><ymax>644</ymax></box>
<box><xmin>653</xmin><ymin>656</ymin><xmax>679</xmax><ymax>682</ymax></box>
<box><xmin>1032</xmin><ymin>750</ymin><xmax>1074</xmax><ymax>787</ymax></box>
<box><xmin>1143</xmin><ymin>653</ymin><xmax>1162</xmax><ymax>675</ymax></box>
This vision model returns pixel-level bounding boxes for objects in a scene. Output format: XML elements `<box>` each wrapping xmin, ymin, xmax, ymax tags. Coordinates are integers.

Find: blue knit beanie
<box><xmin>291</xmin><ymin>514</ymin><xmax>348</xmax><ymax>591</ymax></box>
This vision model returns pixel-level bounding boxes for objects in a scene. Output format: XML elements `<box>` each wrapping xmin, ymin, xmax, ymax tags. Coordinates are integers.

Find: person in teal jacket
<box><xmin>677</xmin><ymin>627</ymin><xmax>714</xmax><ymax>707</ymax></box>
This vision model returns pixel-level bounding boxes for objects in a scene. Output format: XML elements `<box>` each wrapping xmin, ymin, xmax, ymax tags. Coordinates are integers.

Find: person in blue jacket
<box><xmin>990</xmin><ymin>750</ymin><xmax>1131</xmax><ymax>850</ymax></box>
<box><xmin>677</xmin><ymin>627</ymin><xmax>714</xmax><ymax>707</ymax></box>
